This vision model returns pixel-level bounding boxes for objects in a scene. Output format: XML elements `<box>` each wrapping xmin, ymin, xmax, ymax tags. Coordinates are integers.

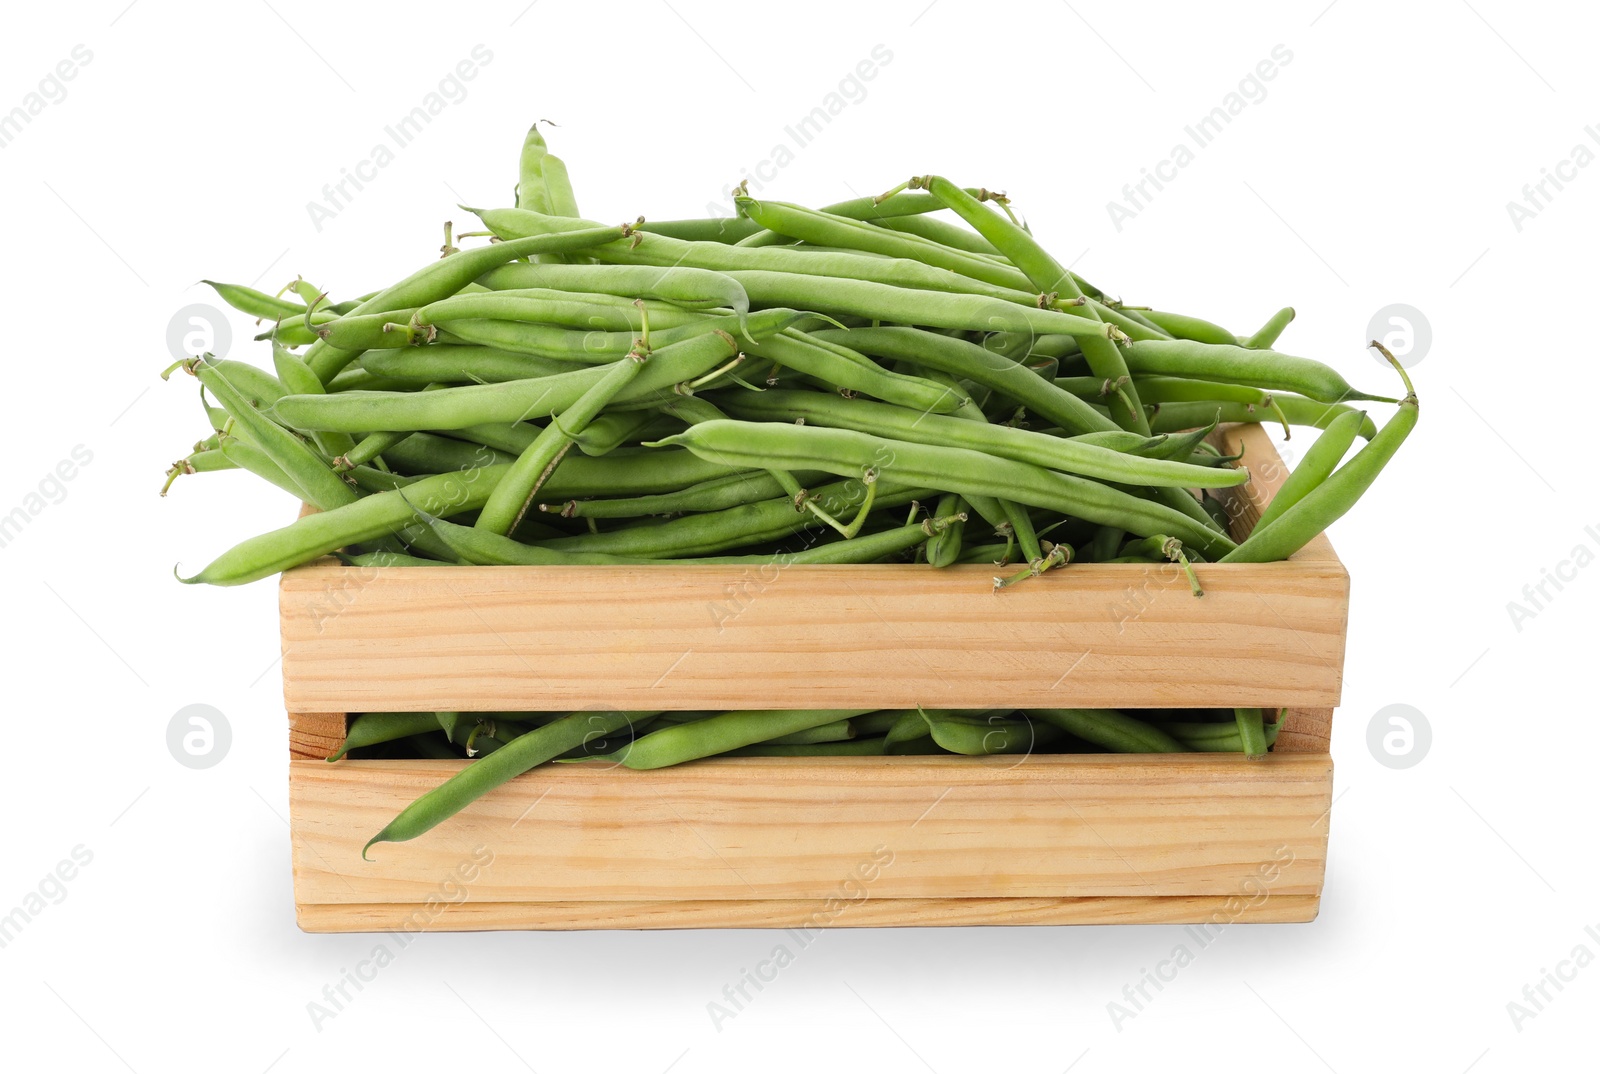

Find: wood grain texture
<box><xmin>289</xmin><ymin>711</ymin><xmax>347</xmax><ymax>761</ymax></box>
<box><xmin>279</xmin><ymin>428</ymin><xmax>1348</xmax><ymax>713</ymax></box>
<box><xmin>291</xmin><ymin>753</ymin><xmax>1331</xmax><ymax>908</ymax></box>
<box><xmin>296</xmin><ymin>893</ymin><xmax>1321</xmax><ymax>932</ymax></box>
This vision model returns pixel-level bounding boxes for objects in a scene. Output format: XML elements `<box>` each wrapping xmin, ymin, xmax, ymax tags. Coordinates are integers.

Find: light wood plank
<box><xmin>279</xmin><ymin>424</ymin><xmax>1348</xmax><ymax>713</ymax></box>
<box><xmin>291</xmin><ymin>753</ymin><xmax>1331</xmax><ymax>907</ymax></box>
<box><xmin>297</xmin><ymin>893</ymin><xmax>1321</xmax><ymax>931</ymax></box>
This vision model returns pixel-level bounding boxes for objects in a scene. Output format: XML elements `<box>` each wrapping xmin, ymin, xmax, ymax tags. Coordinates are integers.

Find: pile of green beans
<box><xmin>344</xmin><ymin>706</ymin><xmax>1288</xmax><ymax>854</ymax></box>
<box><xmin>168</xmin><ymin>124</ymin><xmax>1416</xmax><ymax>586</ymax></box>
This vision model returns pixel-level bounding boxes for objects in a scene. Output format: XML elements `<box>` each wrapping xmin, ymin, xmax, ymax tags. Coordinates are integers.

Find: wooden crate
<box><xmin>282</xmin><ymin>424</ymin><xmax>1346</xmax><ymax>931</ymax></box>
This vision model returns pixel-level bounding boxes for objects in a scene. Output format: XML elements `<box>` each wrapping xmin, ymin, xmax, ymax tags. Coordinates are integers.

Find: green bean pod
<box><xmin>190</xmin><ymin>357</ymin><xmax>357</xmax><ymax>511</ymax></box>
<box><xmin>1150</xmin><ymin>397</ymin><xmax>1379</xmax><ymax>440</ymax></box>
<box><xmin>653</xmin><ymin>421</ymin><xmax>1238</xmax><ymax>560</ymax></box>
<box><xmin>179</xmin><ymin>464</ymin><xmax>508</xmax><ymax>585</ymax></box>
<box><xmin>736</xmin><ymin>195</ymin><xmax>1036</xmax><ymax>293</ymax></box>
<box><xmin>364</xmin><ymin>709</ymin><xmax>655</xmax><ymax>855</ymax></box>
<box><xmin>1252</xmin><ymin>408</ymin><xmax>1366</xmax><ymax>531</ymax></box>
<box><xmin>620</xmin><ymin>710</ymin><xmax>873</xmax><ymax>769</ymax></box>
<box><xmin>1222</xmin><ymin>357</ymin><xmax>1417</xmax><ymax>563</ymax></box>
<box><xmin>747</xmin><ymin>331</ymin><xmax>966</xmax><ymax>415</ymax></box>
<box><xmin>1122</xmin><ymin>340</ymin><xmax>1395</xmax><ymax>405</ymax></box>
<box><xmin>717</xmin><ymin>390</ymin><xmax>1248</xmax><ymax>489</ymax></box>
<box><xmin>812</xmin><ymin>326</ymin><xmax>1115</xmax><ymax>437</ymax></box>
<box><xmin>1030</xmin><ymin>709</ymin><xmax>1190</xmax><ymax>753</ymax></box>
<box><xmin>414</xmin><ymin>289</ymin><xmax>708</xmax><ymax>335</ymax></box>
<box><xmin>1138</xmin><ymin>310</ymin><xmax>1238</xmax><ymax>345</ymax></box>
<box><xmin>474</xmin><ymin>263</ymin><xmax>751</xmax><ymax>335</ymax></box>
<box><xmin>1243</xmin><ymin>307</ymin><xmax>1296</xmax><ymax>349</ymax></box>
<box><xmin>305</xmin><ymin>226</ymin><xmax>631</xmax><ymax>381</ymax></box>
<box><xmin>913</xmin><ymin>175</ymin><xmax>1149</xmax><ymax>433</ymax></box>
<box><xmin>476</xmin><ymin>351</ymin><xmax>648</xmax><ymax>534</ymax></box>
<box><xmin>273</xmin><ymin>329</ymin><xmax>744</xmax><ymax>433</ymax></box>
<box><xmin>543</xmin><ymin>476</ymin><xmax>929</xmax><ymax>558</ymax></box>
<box><xmin>329</xmin><ymin>712</ymin><xmax>444</xmax><ymax>762</ymax></box>
<box><xmin>918</xmin><ymin>710</ymin><xmax>1064</xmax><ymax>755</ymax></box>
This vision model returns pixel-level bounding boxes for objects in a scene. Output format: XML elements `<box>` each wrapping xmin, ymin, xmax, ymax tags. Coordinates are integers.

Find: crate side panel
<box><xmin>291</xmin><ymin>754</ymin><xmax>1331</xmax><ymax>905</ymax></box>
<box><xmin>280</xmin><ymin>560</ymin><xmax>1347</xmax><ymax>711</ymax></box>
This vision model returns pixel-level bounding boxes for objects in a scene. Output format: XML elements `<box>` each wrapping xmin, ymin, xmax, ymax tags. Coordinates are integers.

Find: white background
<box><xmin>2</xmin><ymin>1</ymin><xmax>1595</xmax><ymax>1071</ymax></box>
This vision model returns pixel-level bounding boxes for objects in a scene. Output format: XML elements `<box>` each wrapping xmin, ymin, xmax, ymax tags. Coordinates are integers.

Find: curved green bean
<box><xmin>364</xmin><ymin>709</ymin><xmax>654</xmax><ymax>855</ymax></box>
<box><xmin>653</xmin><ymin>420</ymin><xmax>1237</xmax><ymax>559</ymax></box>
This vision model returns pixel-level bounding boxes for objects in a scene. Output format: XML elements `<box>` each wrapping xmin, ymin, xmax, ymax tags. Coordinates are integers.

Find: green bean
<box><xmin>1243</xmin><ymin>307</ymin><xmax>1295</xmax><ymax>349</ymax></box>
<box><xmin>763</xmin><ymin>720</ymin><xmax>856</xmax><ymax>745</ymax></box>
<box><xmin>314</xmin><ymin>310</ymin><xmax>426</xmax><ymax>351</ymax></box>
<box><xmin>918</xmin><ymin>710</ymin><xmax>1063</xmax><ymax>755</ymax></box>
<box><xmin>162</xmin><ymin>446</ymin><xmax>236</xmax><ymax>497</ymax></box>
<box><xmin>305</xmin><ymin>226</ymin><xmax>630</xmax><ymax>381</ymax></box>
<box><xmin>908</xmin><ymin>175</ymin><xmax>1149</xmax><ymax>433</ymax></box>
<box><xmin>216</xmin><ymin>437</ymin><xmax>318</xmax><ymax>501</ymax></box>
<box><xmin>724</xmin><ymin>270</ymin><xmax>1117</xmax><ymax>341</ymax></box>
<box><xmin>1065</xmin><ymin>429</ymin><xmax>1174</xmax><ymax>454</ymax></box>
<box><xmin>1154</xmin><ymin>713</ymin><xmax>1283</xmax><ymax>752</ymax></box>
<box><xmin>273</xmin><ymin>343</ymin><xmax>358</xmax><ymax>460</ymax></box>
<box><xmin>654</xmin><ymin>421</ymin><xmax>1238</xmax><ymax>560</ymax></box>
<box><xmin>1252</xmin><ymin>408</ymin><xmax>1366</xmax><ymax>531</ymax></box>
<box><xmin>443</xmin><ymin>422</ymin><xmax>539</xmax><ymax>456</ymax></box>
<box><xmin>325</xmin><ymin>368</ymin><xmax>416</xmax><ymax>394</ymax></box>
<box><xmin>1122</xmin><ymin>340</ymin><xmax>1396</xmax><ymax>405</ymax></box>
<box><xmin>329</xmin><ymin>712</ymin><xmax>443</xmax><ymax>762</ymax></box>
<box><xmin>746</xmin><ymin>331</ymin><xmax>965</xmax><ymax>414</ymax></box>
<box><xmin>737</xmin><ymin>196</ymin><xmax>1037</xmax><ymax>294</ymax></box>
<box><xmin>438</xmin><ymin>508</ymin><xmax>953</xmax><ymax>566</ymax></box>
<box><xmin>1234</xmin><ymin>708</ymin><xmax>1269</xmax><ymax>759</ymax></box>
<box><xmin>637</xmin><ymin>216</ymin><xmax>761</xmax><ymax>243</ymax></box>
<box><xmin>1138</xmin><ymin>310</ymin><xmax>1238</xmax><ymax>345</ymax></box>
<box><xmin>717</xmin><ymin>390</ymin><xmax>1248</xmax><ymax>489</ymax></box>
<box><xmin>477</xmin><ymin>351</ymin><xmax>647</xmax><ymax>534</ymax></box>
<box><xmin>1030</xmin><ymin>709</ymin><xmax>1190</xmax><ymax>753</ymax></box>
<box><xmin>571</xmin><ymin>411</ymin><xmax>662</xmax><ymax>456</ymax></box>
<box><xmin>1085</xmin><ymin>525</ymin><xmax>1124</xmax><ymax>564</ymax></box>
<box><xmin>407</xmin><ymin>733</ymin><xmax>463</xmax><ymax>760</ymax></box>
<box><xmin>203</xmin><ymin>280</ymin><xmax>329</xmax><ymax>324</ymax></box>
<box><xmin>924</xmin><ymin>493</ymin><xmax>968</xmax><ymax>567</ymax></box>
<box><xmin>473</xmin><ymin>206</ymin><xmax>1079</xmax><ymax>310</ymax></box>
<box><xmin>552</xmin><ymin>468</ymin><xmax>792</xmax><ymax>519</ymax></box>
<box><xmin>869</xmin><ymin>213</ymin><xmax>1001</xmax><ymax>257</ymax></box>
<box><xmin>199</xmin><ymin>358</ymin><xmax>288</xmax><ymax>411</ymax></box>
<box><xmin>1149</xmin><ymin>397</ymin><xmax>1379</xmax><ymax>440</ymax></box>
<box><xmin>473</xmin><ymin>263</ymin><xmax>751</xmax><ymax>336</ymax></box>
<box><xmin>515</xmin><ymin>123</ymin><xmax>555</xmax><ymax>215</ymax></box>
<box><xmin>543</xmin><ymin>476</ymin><xmax>928</xmax><ymax>558</ymax></box>
<box><xmin>1222</xmin><ymin>347</ymin><xmax>1417</xmax><ymax>562</ymax></box>
<box><xmin>1141</xmin><ymin>422</ymin><xmax>1221</xmax><ymax>463</ymax></box>
<box><xmin>721</xmin><ymin>739</ymin><xmax>891</xmax><ymax>757</ymax></box>
<box><xmin>179</xmin><ymin>464</ymin><xmax>506</xmax><ymax>585</ymax></box>
<box><xmin>620</xmin><ymin>710</ymin><xmax>873</xmax><ymax>769</ymax></box>
<box><xmin>812</xmin><ymin>326</ymin><xmax>1115</xmax><ymax>437</ymax></box>
<box><xmin>378</xmin><ymin>431</ymin><xmax>516</xmax><ymax>474</ymax></box>
<box><xmin>1117</xmin><ymin>534</ymin><xmax>1204</xmax><ymax>596</ymax></box>
<box><xmin>187</xmin><ymin>357</ymin><xmax>357</xmax><ymax>511</ymax></box>
<box><xmin>364</xmin><ymin>709</ymin><xmax>654</xmax><ymax>855</ymax></box>
<box><xmin>273</xmin><ymin>329</ymin><xmax>743</xmax><ymax>433</ymax></box>
<box><xmin>1057</xmin><ymin>375</ymin><xmax>1290</xmax><ymax>438</ymax></box>
<box><xmin>736</xmin><ymin>188</ymin><xmax>990</xmax><ymax>246</ymax></box>
<box><xmin>413</xmin><ymin>289</ymin><xmax>709</xmax><ymax>336</ymax></box>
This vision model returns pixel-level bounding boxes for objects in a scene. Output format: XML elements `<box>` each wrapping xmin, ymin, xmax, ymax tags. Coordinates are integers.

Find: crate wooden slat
<box><xmin>280</xmin><ymin>425</ymin><xmax>1348</xmax><ymax>714</ymax></box>
<box><xmin>282</xmin><ymin>423</ymin><xmax>1346</xmax><ymax>930</ymax></box>
<box><xmin>290</xmin><ymin>751</ymin><xmax>1331</xmax><ymax>931</ymax></box>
